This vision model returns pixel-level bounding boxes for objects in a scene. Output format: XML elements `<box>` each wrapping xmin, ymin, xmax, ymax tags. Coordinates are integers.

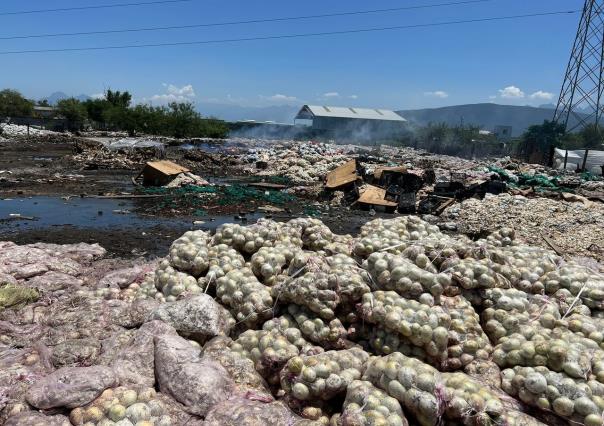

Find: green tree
<box><xmin>37</xmin><ymin>99</ymin><xmax>50</xmax><ymax>107</ymax></box>
<box><xmin>194</xmin><ymin>116</ymin><xmax>229</xmax><ymax>139</ymax></box>
<box><xmin>84</xmin><ymin>98</ymin><xmax>111</xmax><ymax>125</ymax></box>
<box><xmin>132</xmin><ymin>104</ymin><xmax>168</xmax><ymax>135</ymax></box>
<box><xmin>166</xmin><ymin>102</ymin><xmax>199</xmax><ymax>138</ymax></box>
<box><xmin>0</xmin><ymin>89</ymin><xmax>34</xmax><ymax>117</ymax></box>
<box><xmin>519</xmin><ymin>120</ymin><xmax>566</xmax><ymax>163</ymax></box>
<box><xmin>57</xmin><ymin>98</ymin><xmax>88</xmax><ymax>131</ymax></box>
<box><xmin>578</xmin><ymin>123</ymin><xmax>604</xmax><ymax>148</ymax></box>
<box><xmin>106</xmin><ymin>89</ymin><xmax>132</xmax><ymax>109</ymax></box>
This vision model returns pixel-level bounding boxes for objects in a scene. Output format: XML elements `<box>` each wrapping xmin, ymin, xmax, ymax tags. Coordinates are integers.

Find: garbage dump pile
<box><xmin>0</xmin><ymin>123</ymin><xmax>56</xmax><ymax>138</ymax></box>
<box><xmin>3</xmin><ymin>215</ymin><xmax>604</xmax><ymax>425</ymax></box>
<box><xmin>242</xmin><ymin>143</ymin><xmax>351</xmax><ymax>185</ymax></box>
<box><xmin>442</xmin><ymin>193</ymin><xmax>604</xmax><ymax>262</ymax></box>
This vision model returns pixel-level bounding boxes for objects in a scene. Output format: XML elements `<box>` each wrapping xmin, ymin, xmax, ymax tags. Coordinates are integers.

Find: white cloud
<box><xmin>349</xmin><ymin>95</ymin><xmax>358</xmax><ymax>99</ymax></box>
<box><xmin>498</xmin><ymin>86</ymin><xmax>525</xmax><ymax>99</ymax></box>
<box><xmin>424</xmin><ymin>90</ymin><xmax>449</xmax><ymax>99</ymax></box>
<box><xmin>91</xmin><ymin>93</ymin><xmax>105</xmax><ymax>100</ymax></box>
<box><xmin>488</xmin><ymin>95</ymin><xmax>497</xmax><ymax>100</ymax></box>
<box><xmin>322</xmin><ymin>92</ymin><xmax>340</xmax><ymax>98</ymax></box>
<box><xmin>147</xmin><ymin>83</ymin><xmax>197</xmax><ymax>104</ymax></box>
<box><xmin>165</xmin><ymin>83</ymin><xmax>196</xmax><ymax>98</ymax></box>
<box><xmin>260</xmin><ymin>94</ymin><xmax>298</xmax><ymax>103</ymax></box>
<box><xmin>529</xmin><ymin>90</ymin><xmax>554</xmax><ymax>101</ymax></box>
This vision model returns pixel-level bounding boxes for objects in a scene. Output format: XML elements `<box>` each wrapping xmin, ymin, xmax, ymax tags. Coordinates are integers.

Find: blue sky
<box><xmin>0</xmin><ymin>0</ymin><xmax>583</xmax><ymax>111</ymax></box>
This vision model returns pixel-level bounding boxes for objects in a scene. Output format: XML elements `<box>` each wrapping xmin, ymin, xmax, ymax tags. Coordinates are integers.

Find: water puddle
<box><xmin>0</xmin><ymin>196</ymin><xmax>268</xmax><ymax>232</ymax></box>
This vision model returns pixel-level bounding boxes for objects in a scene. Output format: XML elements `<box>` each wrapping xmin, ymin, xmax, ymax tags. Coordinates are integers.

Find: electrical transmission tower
<box><xmin>554</xmin><ymin>0</ymin><xmax>604</xmax><ymax>134</ymax></box>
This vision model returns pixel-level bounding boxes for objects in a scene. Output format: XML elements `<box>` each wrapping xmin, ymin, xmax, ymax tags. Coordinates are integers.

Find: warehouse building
<box><xmin>294</xmin><ymin>105</ymin><xmax>408</xmax><ymax>140</ymax></box>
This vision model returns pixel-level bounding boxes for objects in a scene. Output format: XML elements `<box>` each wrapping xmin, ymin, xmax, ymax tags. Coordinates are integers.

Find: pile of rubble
<box><xmin>71</xmin><ymin>139</ymin><xmax>163</xmax><ymax>170</ymax></box>
<box><xmin>2</xmin><ymin>214</ymin><xmax>604</xmax><ymax>425</ymax></box>
<box><xmin>0</xmin><ymin>123</ymin><xmax>56</xmax><ymax>138</ymax></box>
<box><xmin>442</xmin><ymin>193</ymin><xmax>604</xmax><ymax>261</ymax></box>
<box><xmin>242</xmin><ymin>142</ymin><xmax>351</xmax><ymax>185</ymax></box>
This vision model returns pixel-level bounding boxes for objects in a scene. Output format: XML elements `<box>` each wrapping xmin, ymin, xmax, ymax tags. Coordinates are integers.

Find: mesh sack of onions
<box><xmin>481</xmin><ymin>289</ymin><xmax>561</xmax><ymax>343</ymax></box>
<box><xmin>358</xmin><ymin>291</ymin><xmax>450</xmax><ymax>361</ymax></box>
<box><xmin>484</xmin><ymin>244</ymin><xmax>559</xmax><ymax>293</ymax></box>
<box><xmin>501</xmin><ymin>365</ymin><xmax>604</xmax><ymax>426</ymax></box>
<box><xmin>297</xmin><ymin>218</ymin><xmax>351</xmax><ymax>253</ymax></box>
<box><xmin>136</xmin><ymin>275</ymin><xmax>162</xmax><ymax>301</ymax></box>
<box><xmin>280</xmin><ymin>348</ymin><xmax>370</xmax><ymax>403</ymax></box>
<box><xmin>444</xmin><ymin>257</ymin><xmax>508</xmax><ymax>291</ymax></box>
<box><xmin>492</xmin><ymin>328</ymin><xmax>604</xmax><ymax>381</ymax></box>
<box><xmin>440</xmin><ymin>296</ymin><xmax>493</xmax><ymax>371</ymax></box>
<box><xmin>483</xmin><ymin>227</ymin><xmax>516</xmax><ymax>247</ymax></box>
<box><xmin>215</xmin><ymin>267</ymin><xmax>273</xmax><ymax>327</ymax></box>
<box><xmin>353</xmin><ymin>216</ymin><xmax>443</xmax><ymax>258</ymax></box>
<box><xmin>230</xmin><ymin>329</ymin><xmax>319</xmax><ymax>385</ymax></box>
<box><xmin>69</xmin><ymin>387</ymin><xmax>172</xmax><ymax>426</ymax></box>
<box><xmin>442</xmin><ymin>372</ymin><xmax>510</xmax><ymax>426</ymax></box>
<box><xmin>365</xmin><ymin>325</ymin><xmax>432</xmax><ymax>363</ymax></box>
<box><xmin>212</xmin><ymin>219</ymin><xmax>302</xmax><ymax>255</ymax></box>
<box><xmin>272</xmin><ymin>270</ymin><xmax>339</xmax><ymax>320</ymax></box>
<box><xmin>539</xmin><ymin>262</ymin><xmax>604</xmax><ymax>312</ymax></box>
<box><xmin>261</xmin><ymin>315</ymin><xmax>324</xmax><ymax>355</ymax></box>
<box><xmin>399</xmin><ymin>244</ymin><xmax>439</xmax><ymax>274</ymax></box>
<box><xmin>362</xmin><ymin>352</ymin><xmax>445</xmax><ymax>426</ymax></box>
<box><xmin>196</xmin><ymin>243</ymin><xmax>246</xmax><ymax>292</ymax></box>
<box><xmin>332</xmin><ymin>380</ymin><xmax>408</xmax><ymax>426</ymax></box>
<box><xmin>284</xmin><ymin>304</ymin><xmax>348</xmax><ymax>349</ymax></box>
<box><xmin>272</xmin><ymin>252</ymin><xmax>370</xmax><ymax>320</ymax></box>
<box><xmin>364</xmin><ymin>252</ymin><xmax>451</xmax><ymax>304</ymax></box>
<box><xmin>154</xmin><ymin>260</ymin><xmax>202</xmax><ymax>301</ymax></box>
<box><xmin>558</xmin><ymin>313</ymin><xmax>604</xmax><ymax>350</ymax></box>
<box><xmin>251</xmin><ymin>244</ymin><xmax>300</xmax><ymax>286</ymax></box>
<box><xmin>167</xmin><ymin>230</ymin><xmax>211</xmax><ymax>277</ymax></box>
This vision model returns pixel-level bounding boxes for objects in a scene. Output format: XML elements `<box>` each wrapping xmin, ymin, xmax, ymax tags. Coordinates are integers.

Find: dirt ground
<box><xmin>0</xmin><ymin>139</ymin><xmax>135</xmax><ymax>196</ymax></box>
<box><xmin>0</xmin><ymin>137</ymin><xmax>377</xmax><ymax>258</ymax></box>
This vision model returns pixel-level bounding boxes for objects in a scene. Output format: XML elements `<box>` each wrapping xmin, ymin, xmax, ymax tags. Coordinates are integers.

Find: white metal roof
<box><xmin>296</xmin><ymin>105</ymin><xmax>406</xmax><ymax>122</ymax></box>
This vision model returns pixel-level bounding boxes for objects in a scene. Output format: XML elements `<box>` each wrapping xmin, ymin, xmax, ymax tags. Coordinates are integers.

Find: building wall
<box><xmin>311</xmin><ymin>117</ymin><xmax>408</xmax><ymax>140</ymax></box>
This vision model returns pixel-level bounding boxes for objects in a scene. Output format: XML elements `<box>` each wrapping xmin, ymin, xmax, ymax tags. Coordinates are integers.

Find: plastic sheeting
<box><xmin>554</xmin><ymin>148</ymin><xmax>604</xmax><ymax>175</ymax></box>
<box><xmin>103</xmin><ymin>138</ymin><xmax>165</xmax><ymax>150</ymax></box>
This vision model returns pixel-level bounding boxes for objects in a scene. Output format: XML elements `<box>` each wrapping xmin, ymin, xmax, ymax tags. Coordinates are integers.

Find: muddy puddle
<box><xmin>0</xmin><ymin>196</ymin><xmax>269</xmax><ymax>230</ymax></box>
<box><xmin>0</xmin><ymin>196</ymin><xmax>270</xmax><ymax>257</ymax></box>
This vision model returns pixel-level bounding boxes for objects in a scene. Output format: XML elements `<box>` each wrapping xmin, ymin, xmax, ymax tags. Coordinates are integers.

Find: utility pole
<box><xmin>553</xmin><ymin>0</ymin><xmax>604</xmax><ymax>140</ymax></box>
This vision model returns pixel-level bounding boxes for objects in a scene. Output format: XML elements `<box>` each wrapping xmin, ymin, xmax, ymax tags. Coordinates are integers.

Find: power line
<box><xmin>0</xmin><ymin>0</ymin><xmax>195</xmax><ymax>17</ymax></box>
<box><xmin>0</xmin><ymin>0</ymin><xmax>492</xmax><ymax>40</ymax></box>
<box><xmin>0</xmin><ymin>10</ymin><xmax>580</xmax><ymax>55</ymax></box>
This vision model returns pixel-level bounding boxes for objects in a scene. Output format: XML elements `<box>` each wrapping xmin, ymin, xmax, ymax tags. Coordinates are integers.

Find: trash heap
<box><xmin>2</xmin><ymin>215</ymin><xmax>604</xmax><ymax>425</ymax></box>
<box><xmin>245</xmin><ymin>142</ymin><xmax>350</xmax><ymax>185</ymax></box>
<box><xmin>0</xmin><ymin>123</ymin><xmax>55</xmax><ymax>137</ymax></box>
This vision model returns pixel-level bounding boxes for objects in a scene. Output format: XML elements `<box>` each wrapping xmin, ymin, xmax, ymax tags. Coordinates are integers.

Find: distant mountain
<box><xmin>539</xmin><ymin>103</ymin><xmax>556</xmax><ymax>110</ymax></box>
<box><xmin>396</xmin><ymin>103</ymin><xmax>590</xmax><ymax>137</ymax></box>
<box><xmin>197</xmin><ymin>102</ymin><xmax>300</xmax><ymax>123</ymax></box>
<box><xmin>44</xmin><ymin>92</ymin><xmax>91</xmax><ymax>105</ymax></box>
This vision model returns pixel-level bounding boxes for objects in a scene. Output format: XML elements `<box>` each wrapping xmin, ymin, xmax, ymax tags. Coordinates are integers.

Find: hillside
<box><xmin>197</xmin><ymin>102</ymin><xmax>299</xmax><ymax>123</ymax></box>
<box><xmin>397</xmin><ymin>103</ymin><xmax>588</xmax><ymax>137</ymax></box>
<box><xmin>44</xmin><ymin>92</ymin><xmax>91</xmax><ymax>105</ymax></box>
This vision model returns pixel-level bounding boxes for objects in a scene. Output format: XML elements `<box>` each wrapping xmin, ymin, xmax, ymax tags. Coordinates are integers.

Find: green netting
<box><xmin>218</xmin><ymin>185</ymin><xmax>295</xmax><ymax>205</ymax></box>
<box><xmin>517</xmin><ymin>173</ymin><xmax>559</xmax><ymax>188</ymax></box>
<box><xmin>139</xmin><ymin>185</ymin><xmax>218</xmax><ymax>195</ymax></box>
<box><xmin>487</xmin><ymin>166</ymin><xmax>515</xmax><ymax>182</ymax></box>
<box><xmin>303</xmin><ymin>206</ymin><xmax>321</xmax><ymax>217</ymax></box>
<box><xmin>488</xmin><ymin>166</ymin><xmax>560</xmax><ymax>189</ymax></box>
<box><xmin>581</xmin><ymin>171</ymin><xmax>602</xmax><ymax>182</ymax></box>
<box><xmin>136</xmin><ymin>183</ymin><xmax>295</xmax><ymax>214</ymax></box>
